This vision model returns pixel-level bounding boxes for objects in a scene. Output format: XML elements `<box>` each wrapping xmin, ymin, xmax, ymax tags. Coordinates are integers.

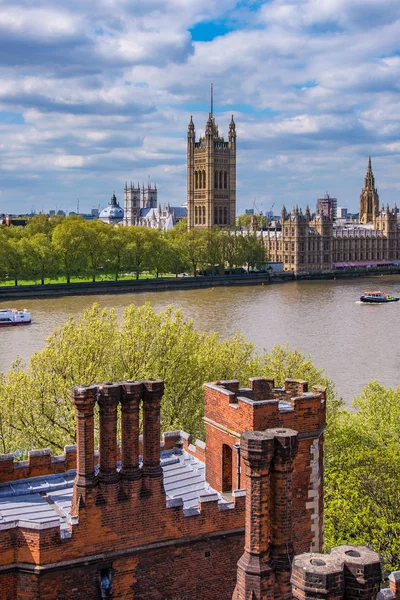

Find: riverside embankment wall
<box><xmin>1</xmin><ymin>268</ymin><xmax>400</xmax><ymax>301</ymax></box>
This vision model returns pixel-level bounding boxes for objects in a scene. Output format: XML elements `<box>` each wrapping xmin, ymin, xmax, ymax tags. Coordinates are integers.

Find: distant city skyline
<box><xmin>0</xmin><ymin>0</ymin><xmax>400</xmax><ymax>215</ymax></box>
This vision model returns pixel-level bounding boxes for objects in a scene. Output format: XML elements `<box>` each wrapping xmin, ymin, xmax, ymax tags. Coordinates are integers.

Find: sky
<box><xmin>0</xmin><ymin>0</ymin><xmax>400</xmax><ymax>216</ymax></box>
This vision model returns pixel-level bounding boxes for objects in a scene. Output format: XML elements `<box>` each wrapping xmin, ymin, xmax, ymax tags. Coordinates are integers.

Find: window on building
<box><xmin>195</xmin><ymin>171</ymin><xmax>198</xmax><ymax>189</ymax></box>
<box><xmin>195</xmin><ymin>206</ymin><xmax>198</xmax><ymax>224</ymax></box>
<box><xmin>203</xmin><ymin>206</ymin><xmax>206</xmax><ymax>225</ymax></box>
<box><xmin>223</xmin><ymin>207</ymin><xmax>228</xmax><ymax>224</ymax></box>
<box><xmin>214</xmin><ymin>207</ymin><xmax>218</xmax><ymax>224</ymax></box>
<box><xmin>222</xmin><ymin>444</ymin><xmax>233</xmax><ymax>493</ymax></box>
<box><xmin>215</xmin><ymin>170</ymin><xmax>218</xmax><ymax>189</ymax></box>
<box><xmin>224</xmin><ymin>171</ymin><xmax>228</xmax><ymax>189</ymax></box>
<box><xmin>291</xmin><ymin>228</ymin><xmax>294</xmax><ymax>236</ymax></box>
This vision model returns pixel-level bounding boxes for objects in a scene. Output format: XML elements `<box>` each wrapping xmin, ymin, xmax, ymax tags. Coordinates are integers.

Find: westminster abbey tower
<box><xmin>187</xmin><ymin>110</ymin><xmax>236</xmax><ymax>229</ymax></box>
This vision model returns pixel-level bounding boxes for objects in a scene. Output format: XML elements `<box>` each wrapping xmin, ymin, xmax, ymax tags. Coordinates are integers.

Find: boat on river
<box><xmin>360</xmin><ymin>291</ymin><xmax>399</xmax><ymax>303</ymax></box>
<box><xmin>0</xmin><ymin>308</ymin><xmax>31</xmax><ymax>326</ymax></box>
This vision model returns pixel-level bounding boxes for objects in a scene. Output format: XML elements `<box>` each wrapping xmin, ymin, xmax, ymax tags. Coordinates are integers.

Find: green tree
<box><xmin>107</xmin><ymin>227</ymin><xmax>129</xmax><ymax>281</ymax></box>
<box><xmin>179</xmin><ymin>229</ymin><xmax>206</xmax><ymax>276</ymax></box>
<box><xmin>82</xmin><ymin>220</ymin><xmax>110</xmax><ymax>282</ymax></box>
<box><xmin>324</xmin><ymin>381</ymin><xmax>400</xmax><ymax>571</ymax></box>
<box><xmin>0</xmin><ymin>231</ymin><xmax>25</xmax><ymax>285</ymax></box>
<box><xmin>203</xmin><ymin>228</ymin><xmax>224</xmax><ymax>273</ymax></box>
<box><xmin>123</xmin><ymin>227</ymin><xmax>152</xmax><ymax>280</ymax></box>
<box><xmin>26</xmin><ymin>213</ymin><xmax>54</xmax><ymax>236</ymax></box>
<box><xmin>22</xmin><ymin>233</ymin><xmax>60</xmax><ymax>284</ymax></box>
<box><xmin>0</xmin><ymin>305</ymin><xmax>333</xmax><ymax>453</ymax></box>
<box><xmin>146</xmin><ymin>230</ymin><xmax>169</xmax><ymax>278</ymax></box>
<box><xmin>239</xmin><ymin>233</ymin><xmax>267</xmax><ymax>272</ymax></box>
<box><xmin>222</xmin><ymin>230</ymin><xmax>242</xmax><ymax>273</ymax></box>
<box><xmin>52</xmin><ymin>217</ymin><xmax>88</xmax><ymax>283</ymax></box>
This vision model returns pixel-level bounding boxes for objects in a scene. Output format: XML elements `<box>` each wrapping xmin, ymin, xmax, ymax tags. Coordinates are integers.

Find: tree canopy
<box><xmin>0</xmin><ymin>303</ymin><xmax>332</xmax><ymax>453</ymax></box>
<box><xmin>0</xmin><ymin>216</ymin><xmax>270</xmax><ymax>284</ymax></box>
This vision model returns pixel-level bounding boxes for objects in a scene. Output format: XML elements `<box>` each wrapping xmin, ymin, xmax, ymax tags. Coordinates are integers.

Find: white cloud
<box><xmin>0</xmin><ymin>0</ymin><xmax>399</xmax><ymax>215</ymax></box>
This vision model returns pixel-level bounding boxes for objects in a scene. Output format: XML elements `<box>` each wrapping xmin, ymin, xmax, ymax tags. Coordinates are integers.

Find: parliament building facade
<box><xmin>258</xmin><ymin>158</ymin><xmax>400</xmax><ymax>272</ymax></box>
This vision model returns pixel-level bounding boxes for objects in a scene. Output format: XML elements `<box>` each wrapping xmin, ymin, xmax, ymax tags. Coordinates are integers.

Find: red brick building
<box><xmin>0</xmin><ymin>377</ymin><xmax>387</xmax><ymax>599</ymax></box>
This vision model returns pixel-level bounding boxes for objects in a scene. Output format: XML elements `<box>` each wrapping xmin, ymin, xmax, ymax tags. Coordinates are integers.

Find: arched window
<box><xmin>219</xmin><ymin>207</ymin><xmax>223</xmax><ymax>224</ymax></box>
<box><xmin>219</xmin><ymin>171</ymin><xmax>223</xmax><ymax>189</ymax></box>
<box><xmin>202</xmin><ymin>206</ymin><xmax>206</xmax><ymax>225</ymax></box>
<box><xmin>195</xmin><ymin>206</ymin><xmax>198</xmax><ymax>224</ymax></box>
<box><xmin>223</xmin><ymin>207</ymin><xmax>228</xmax><ymax>225</ymax></box>
<box><xmin>215</xmin><ymin>170</ymin><xmax>218</xmax><ymax>189</ymax></box>
<box><xmin>214</xmin><ymin>206</ymin><xmax>218</xmax><ymax>224</ymax></box>
<box><xmin>195</xmin><ymin>171</ymin><xmax>198</xmax><ymax>189</ymax></box>
<box><xmin>224</xmin><ymin>171</ymin><xmax>227</xmax><ymax>189</ymax></box>
<box><xmin>222</xmin><ymin>444</ymin><xmax>233</xmax><ymax>493</ymax></box>
<box><xmin>203</xmin><ymin>170</ymin><xmax>206</xmax><ymax>188</ymax></box>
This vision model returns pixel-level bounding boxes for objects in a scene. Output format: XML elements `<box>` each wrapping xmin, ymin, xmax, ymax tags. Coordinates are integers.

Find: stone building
<box><xmin>187</xmin><ymin>112</ymin><xmax>236</xmax><ymax>229</ymax></box>
<box><xmin>99</xmin><ymin>193</ymin><xmax>124</xmax><ymax>225</ymax></box>
<box><xmin>0</xmin><ymin>375</ymin><xmax>395</xmax><ymax>599</ymax></box>
<box><xmin>123</xmin><ymin>182</ymin><xmax>186</xmax><ymax>230</ymax></box>
<box><xmin>263</xmin><ymin>158</ymin><xmax>400</xmax><ymax>272</ymax></box>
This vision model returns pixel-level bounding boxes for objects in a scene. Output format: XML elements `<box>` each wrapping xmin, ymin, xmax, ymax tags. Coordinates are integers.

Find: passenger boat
<box><xmin>360</xmin><ymin>291</ymin><xmax>399</xmax><ymax>303</ymax></box>
<box><xmin>0</xmin><ymin>308</ymin><xmax>31</xmax><ymax>326</ymax></box>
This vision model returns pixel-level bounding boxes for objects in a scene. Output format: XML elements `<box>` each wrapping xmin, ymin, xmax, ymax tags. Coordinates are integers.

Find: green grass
<box><xmin>0</xmin><ymin>272</ymin><xmax>178</xmax><ymax>287</ymax></box>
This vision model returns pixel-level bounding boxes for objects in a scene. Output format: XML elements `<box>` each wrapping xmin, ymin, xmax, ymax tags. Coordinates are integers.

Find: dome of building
<box><xmin>99</xmin><ymin>193</ymin><xmax>124</xmax><ymax>223</ymax></box>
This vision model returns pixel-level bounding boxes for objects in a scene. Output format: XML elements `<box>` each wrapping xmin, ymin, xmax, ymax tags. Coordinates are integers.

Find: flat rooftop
<box><xmin>0</xmin><ymin>450</ymin><xmax>230</xmax><ymax>535</ymax></box>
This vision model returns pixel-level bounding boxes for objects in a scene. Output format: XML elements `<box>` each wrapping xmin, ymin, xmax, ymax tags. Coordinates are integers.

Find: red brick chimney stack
<box><xmin>142</xmin><ymin>379</ymin><xmax>165</xmax><ymax>480</ymax></box>
<box><xmin>72</xmin><ymin>384</ymin><xmax>97</xmax><ymax>490</ymax></box>
<box><xmin>97</xmin><ymin>383</ymin><xmax>121</xmax><ymax>484</ymax></box>
<box><xmin>270</xmin><ymin>428</ymin><xmax>299</xmax><ymax>600</ymax></box>
<box><xmin>120</xmin><ymin>381</ymin><xmax>143</xmax><ymax>481</ymax></box>
<box><xmin>234</xmin><ymin>430</ymin><xmax>275</xmax><ymax>600</ymax></box>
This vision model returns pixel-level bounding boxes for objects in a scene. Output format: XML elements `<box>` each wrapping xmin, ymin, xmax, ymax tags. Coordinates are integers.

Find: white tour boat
<box><xmin>0</xmin><ymin>308</ymin><xmax>32</xmax><ymax>327</ymax></box>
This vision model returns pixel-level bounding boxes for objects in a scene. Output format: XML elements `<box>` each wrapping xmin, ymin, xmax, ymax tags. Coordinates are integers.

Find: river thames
<box><xmin>2</xmin><ymin>275</ymin><xmax>400</xmax><ymax>404</ymax></box>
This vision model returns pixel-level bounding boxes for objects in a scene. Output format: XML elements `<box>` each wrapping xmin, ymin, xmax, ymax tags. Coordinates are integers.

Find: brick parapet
<box><xmin>0</xmin><ymin>446</ymin><xmax>77</xmax><ymax>483</ymax></box>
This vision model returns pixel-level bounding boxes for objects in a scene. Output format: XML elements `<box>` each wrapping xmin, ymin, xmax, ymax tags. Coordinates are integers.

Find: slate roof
<box><xmin>0</xmin><ymin>450</ymin><xmax>231</xmax><ymax>535</ymax></box>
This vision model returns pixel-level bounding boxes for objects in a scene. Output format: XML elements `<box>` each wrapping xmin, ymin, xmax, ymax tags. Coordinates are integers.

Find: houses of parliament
<box><xmin>187</xmin><ymin>110</ymin><xmax>400</xmax><ymax>272</ymax></box>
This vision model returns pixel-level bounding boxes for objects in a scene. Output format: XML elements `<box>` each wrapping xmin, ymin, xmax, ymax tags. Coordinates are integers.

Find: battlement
<box><xmin>0</xmin><ymin>446</ymin><xmax>77</xmax><ymax>483</ymax></box>
<box><xmin>204</xmin><ymin>377</ymin><xmax>326</xmax><ymax>434</ymax></box>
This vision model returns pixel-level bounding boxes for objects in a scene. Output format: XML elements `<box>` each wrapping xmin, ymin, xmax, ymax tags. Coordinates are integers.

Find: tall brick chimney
<box><xmin>120</xmin><ymin>381</ymin><xmax>142</xmax><ymax>481</ymax></box>
<box><xmin>71</xmin><ymin>384</ymin><xmax>97</xmax><ymax>511</ymax></box>
<box><xmin>233</xmin><ymin>430</ymin><xmax>275</xmax><ymax>600</ymax></box>
<box><xmin>97</xmin><ymin>383</ymin><xmax>121</xmax><ymax>485</ymax></box>
<box><xmin>142</xmin><ymin>379</ymin><xmax>164</xmax><ymax>483</ymax></box>
<box><xmin>233</xmin><ymin>428</ymin><xmax>299</xmax><ymax>600</ymax></box>
<box><xmin>270</xmin><ymin>429</ymin><xmax>299</xmax><ymax>600</ymax></box>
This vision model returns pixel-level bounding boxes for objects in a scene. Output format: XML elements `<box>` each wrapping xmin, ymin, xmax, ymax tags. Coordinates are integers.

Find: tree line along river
<box><xmin>2</xmin><ymin>274</ymin><xmax>400</xmax><ymax>405</ymax></box>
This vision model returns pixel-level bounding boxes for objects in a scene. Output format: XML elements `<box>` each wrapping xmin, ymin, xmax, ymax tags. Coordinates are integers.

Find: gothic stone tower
<box><xmin>187</xmin><ymin>113</ymin><xmax>236</xmax><ymax>229</ymax></box>
<box><xmin>142</xmin><ymin>183</ymin><xmax>157</xmax><ymax>209</ymax></box>
<box><xmin>359</xmin><ymin>156</ymin><xmax>379</xmax><ymax>224</ymax></box>
<box><xmin>124</xmin><ymin>181</ymin><xmax>141</xmax><ymax>226</ymax></box>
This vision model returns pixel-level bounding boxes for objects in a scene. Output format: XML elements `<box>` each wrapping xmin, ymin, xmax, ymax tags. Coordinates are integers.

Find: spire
<box><xmin>368</xmin><ymin>155</ymin><xmax>372</xmax><ymax>172</ymax></box>
<box><xmin>210</xmin><ymin>82</ymin><xmax>213</xmax><ymax>119</ymax></box>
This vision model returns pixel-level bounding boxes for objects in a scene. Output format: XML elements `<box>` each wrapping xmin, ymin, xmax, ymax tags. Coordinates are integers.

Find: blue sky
<box><xmin>0</xmin><ymin>0</ymin><xmax>400</xmax><ymax>215</ymax></box>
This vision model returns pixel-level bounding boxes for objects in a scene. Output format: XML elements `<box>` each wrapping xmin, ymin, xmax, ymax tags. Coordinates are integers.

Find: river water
<box><xmin>1</xmin><ymin>275</ymin><xmax>400</xmax><ymax>404</ymax></box>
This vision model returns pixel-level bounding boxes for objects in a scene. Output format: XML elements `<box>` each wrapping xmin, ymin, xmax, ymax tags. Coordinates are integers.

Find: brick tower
<box><xmin>359</xmin><ymin>156</ymin><xmax>379</xmax><ymax>224</ymax></box>
<box><xmin>187</xmin><ymin>89</ymin><xmax>236</xmax><ymax>229</ymax></box>
<box><xmin>204</xmin><ymin>377</ymin><xmax>326</xmax><ymax>555</ymax></box>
